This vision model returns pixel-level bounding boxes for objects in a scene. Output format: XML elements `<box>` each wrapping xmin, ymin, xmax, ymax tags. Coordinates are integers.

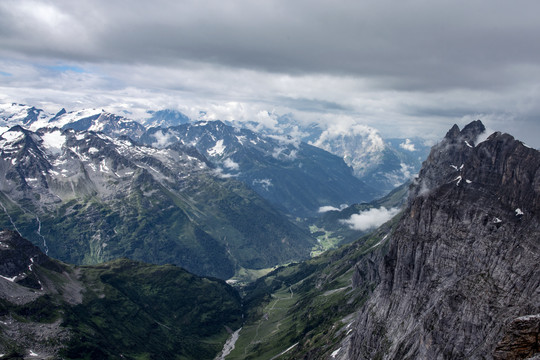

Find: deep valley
<box><xmin>0</xmin><ymin>106</ymin><xmax>538</xmax><ymax>360</ymax></box>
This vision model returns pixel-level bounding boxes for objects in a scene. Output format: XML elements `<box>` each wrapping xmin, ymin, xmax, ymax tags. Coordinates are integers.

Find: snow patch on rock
<box><xmin>208</xmin><ymin>140</ymin><xmax>226</xmax><ymax>157</ymax></box>
<box><xmin>41</xmin><ymin>130</ymin><xmax>65</xmax><ymax>155</ymax></box>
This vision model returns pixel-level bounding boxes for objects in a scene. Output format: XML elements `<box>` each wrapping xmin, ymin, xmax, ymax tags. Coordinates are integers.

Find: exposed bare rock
<box><xmin>493</xmin><ymin>314</ymin><xmax>540</xmax><ymax>360</ymax></box>
<box><xmin>0</xmin><ymin>229</ymin><xmax>62</xmax><ymax>291</ymax></box>
<box><xmin>0</xmin><ymin>317</ymin><xmax>71</xmax><ymax>359</ymax></box>
<box><xmin>345</xmin><ymin>121</ymin><xmax>540</xmax><ymax>359</ymax></box>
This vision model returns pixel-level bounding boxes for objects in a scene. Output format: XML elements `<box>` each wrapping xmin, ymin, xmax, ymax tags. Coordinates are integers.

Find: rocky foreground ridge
<box><xmin>345</xmin><ymin>121</ymin><xmax>540</xmax><ymax>359</ymax></box>
<box><xmin>0</xmin><ymin>230</ymin><xmax>242</xmax><ymax>359</ymax></box>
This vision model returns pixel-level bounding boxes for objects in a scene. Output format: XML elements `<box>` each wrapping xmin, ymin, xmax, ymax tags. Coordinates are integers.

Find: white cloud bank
<box><xmin>399</xmin><ymin>139</ymin><xmax>416</xmax><ymax>151</ymax></box>
<box><xmin>152</xmin><ymin>130</ymin><xmax>174</xmax><ymax>148</ymax></box>
<box><xmin>318</xmin><ymin>206</ymin><xmax>340</xmax><ymax>213</ymax></box>
<box><xmin>223</xmin><ymin>158</ymin><xmax>240</xmax><ymax>170</ymax></box>
<box><xmin>318</xmin><ymin>204</ymin><xmax>348</xmax><ymax>213</ymax></box>
<box><xmin>340</xmin><ymin>207</ymin><xmax>400</xmax><ymax>231</ymax></box>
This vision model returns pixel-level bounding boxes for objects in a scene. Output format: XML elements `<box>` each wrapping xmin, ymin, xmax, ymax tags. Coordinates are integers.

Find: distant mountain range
<box><xmin>0</xmin><ymin>125</ymin><xmax>314</xmax><ymax>279</ymax></box>
<box><xmin>1</xmin><ymin>103</ymin><xmax>430</xmax><ymax>197</ymax></box>
<box><xmin>0</xmin><ymin>102</ymin><xmax>428</xmax><ymax>279</ymax></box>
<box><xmin>145</xmin><ymin>109</ymin><xmax>191</xmax><ymax>128</ymax></box>
<box><xmin>140</xmin><ymin>121</ymin><xmax>377</xmax><ymax>217</ymax></box>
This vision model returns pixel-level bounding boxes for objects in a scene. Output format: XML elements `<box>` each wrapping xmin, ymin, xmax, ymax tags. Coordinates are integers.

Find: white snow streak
<box><xmin>0</xmin><ymin>275</ymin><xmax>17</xmax><ymax>282</ymax></box>
<box><xmin>366</xmin><ymin>234</ymin><xmax>389</xmax><ymax>251</ymax></box>
<box><xmin>0</xmin><ymin>201</ymin><xmax>21</xmax><ymax>235</ymax></box>
<box><xmin>35</xmin><ymin>215</ymin><xmax>49</xmax><ymax>255</ymax></box>
<box><xmin>516</xmin><ymin>314</ymin><xmax>540</xmax><ymax>321</ymax></box>
<box><xmin>270</xmin><ymin>343</ymin><xmax>298</xmax><ymax>360</ymax></box>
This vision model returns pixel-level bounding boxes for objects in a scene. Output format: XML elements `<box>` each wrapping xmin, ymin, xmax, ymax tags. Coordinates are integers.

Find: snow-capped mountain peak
<box><xmin>42</xmin><ymin>108</ymin><xmax>104</xmax><ymax>130</ymax></box>
<box><xmin>144</xmin><ymin>109</ymin><xmax>190</xmax><ymax>128</ymax></box>
<box><xmin>0</xmin><ymin>103</ymin><xmax>52</xmax><ymax>133</ymax></box>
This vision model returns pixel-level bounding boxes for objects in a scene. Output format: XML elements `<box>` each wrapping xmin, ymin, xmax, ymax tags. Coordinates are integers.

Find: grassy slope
<box><xmin>63</xmin><ymin>259</ymin><xmax>243</xmax><ymax>360</ymax></box>
<box><xmin>0</xmin><ymin>170</ymin><xmax>315</xmax><ymax>280</ymax></box>
<box><xmin>0</xmin><ymin>258</ymin><xmax>243</xmax><ymax>360</ymax></box>
<box><xmin>227</xmin><ymin>213</ymin><xmax>402</xmax><ymax>359</ymax></box>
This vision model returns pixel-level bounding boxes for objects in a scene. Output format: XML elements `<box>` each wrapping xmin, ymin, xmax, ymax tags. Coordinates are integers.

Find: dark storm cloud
<box><xmin>404</xmin><ymin>106</ymin><xmax>476</xmax><ymax>119</ymax></box>
<box><xmin>276</xmin><ymin>97</ymin><xmax>351</xmax><ymax>113</ymax></box>
<box><xmin>1</xmin><ymin>0</ymin><xmax>539</xmax><ymax>148</ymax></box>
<box><xmin>2</xmin><ymin>0</ymin><xmax>540</xmax><ymax>91</ymax></box>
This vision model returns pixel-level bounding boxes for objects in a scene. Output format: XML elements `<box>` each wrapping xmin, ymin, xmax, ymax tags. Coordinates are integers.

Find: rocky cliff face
<box><xmin>0</xmin><ymin>229</ymin><xmax>63</xmax><ymax>290</ymax></box>
<box><xmin>493</xmin><ymin>314</ymin><xmax>540</xmax><ymax>360</ymax></box>
<box><xmin>346</xmin><ymin>121</ymin><xmax>540</xmax><ymax>359</ymax></box>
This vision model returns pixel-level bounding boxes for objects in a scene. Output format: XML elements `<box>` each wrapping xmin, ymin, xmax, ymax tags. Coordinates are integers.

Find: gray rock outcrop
<box><xmin>0</xmin><ymin>229</ymin><xmax>57</xmax><ymax>289</ymax></box>
<box><xmin>347</xmin><ymin>121</ymin><xmax>540</xmax><ymax>359</ymax></box>
<box><xmin>493</xmin><ymin>314</ymin><xmax>540</xmax><ymax>360</ymax></box>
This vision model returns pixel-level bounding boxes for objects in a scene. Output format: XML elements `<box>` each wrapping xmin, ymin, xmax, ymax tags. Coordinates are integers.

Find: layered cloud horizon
<box><xmin>1</xmin><ymin>0</ymin><xmax>539</xmax><ymax>147</ymax></box>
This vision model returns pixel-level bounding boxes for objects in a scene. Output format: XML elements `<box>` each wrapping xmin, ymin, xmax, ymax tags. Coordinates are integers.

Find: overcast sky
<box><xmin>1</xmin><ymin>0</ymin><xmax>539</xmax><ymax>146</ymax></box>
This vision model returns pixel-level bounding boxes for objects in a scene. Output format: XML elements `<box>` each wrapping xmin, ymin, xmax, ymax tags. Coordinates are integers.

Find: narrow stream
<box><xmin>0</xmin><ymin>199</ymin><xmax>49</xmax><ymax>255</ymax></box>
<box><xmin>0</xmin><ymin>200</ymin><xmax>21</xmax><ymax>235</ymax></box>
<box><xmin>35</xmin><ymin>215</ymin><xmax>49</xmax><ymax>255</ymax></box>
<box><xmin>215</xmin><ymin>327</ymin><xmax>242</xmax><ymax>360</ymax></box>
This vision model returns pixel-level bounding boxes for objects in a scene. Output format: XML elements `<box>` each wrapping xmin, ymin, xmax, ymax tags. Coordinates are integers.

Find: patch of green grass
<box><xmin>228</xmin><ymin>266</ymin><xmax>277</xmax><ymax>285</ymax></box>
<box><xmin>0</xmin><ymin>295</ymin><xmax>62</xmax><ymax>324</ymax></box>
<box><xmin>308</xmin><ymin>225</ymin><xmax>344</xmax><ymax>256</ymax></box>
<box><xmin>60</xmin><ymin>259</ymin><xmax>243</xmax><ymax>360</ymax></box>
<box><xmin>229</xmin><ymin>214</ymin><xmax>403</xmax><ymax>359</ymax></box>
